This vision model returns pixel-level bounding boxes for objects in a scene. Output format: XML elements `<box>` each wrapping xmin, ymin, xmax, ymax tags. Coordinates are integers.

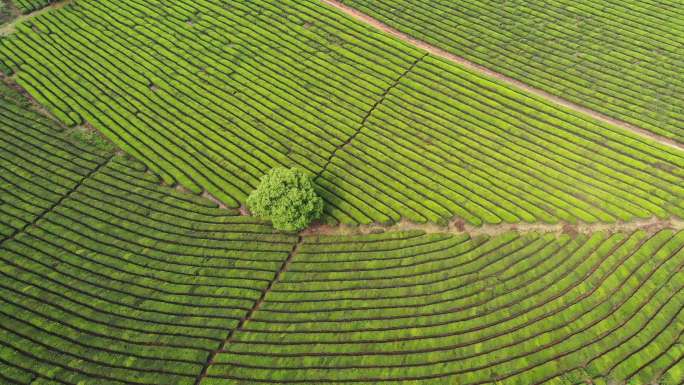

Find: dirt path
<box><xmin>319</xmin><ymin>0</ymin><xmax>684</xmax><ymax>152</ymax></box>
<box><xmin>0</xmin><ymin>0</ymin><xmax>71</xmax><ymax>36</ymax></box>
<box><xmin>301</xmin><ymin>216</ymin><xmax>684</xmax><ymax>238</ymax></box>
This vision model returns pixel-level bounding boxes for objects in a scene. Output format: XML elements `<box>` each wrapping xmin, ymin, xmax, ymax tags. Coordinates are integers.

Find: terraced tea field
<box><xmin>337</xmin><ymin>0</ymin><xmax>684</xmax><ymax>143</ymax></box>
<box><xmin>2</xmin><ymin>90</ymin><xmax>684</xmax><ymax>383</ymax></box>
<box><xmin>0</xmin><ymin>0</ymin><xmax>683</xmax><ymax>384</ymax></box>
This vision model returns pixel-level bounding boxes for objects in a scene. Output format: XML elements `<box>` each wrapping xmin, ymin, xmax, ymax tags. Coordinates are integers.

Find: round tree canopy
<box><xmin>246</xmin><ymin>167</ymin><xmax>323</xmax><ymax>231</ymax></box>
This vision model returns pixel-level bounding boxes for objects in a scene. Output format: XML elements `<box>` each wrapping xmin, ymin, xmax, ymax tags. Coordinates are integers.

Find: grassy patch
<box><xmin>0</xmin><ymin>1</ymin><xmax>10</xmax><ymax>25</ymax></box>
<box><xmin>68</xmin><ymin>126</ymin><xmax>116</xmax><ymax>153</ymax></box>
<box><xmin>0</xmin><ymin>80</ymin><xmax>30</xmax><ymax>108</ymax></box>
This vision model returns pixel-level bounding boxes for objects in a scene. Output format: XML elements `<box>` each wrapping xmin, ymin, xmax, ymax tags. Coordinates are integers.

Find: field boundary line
<box><xmin>0</xmin><ymin>155</ymin><xmax>113</xmax><ymax>247</ymax></box>
<box><xmin>316</xmin><ymin>53</ymin><xmax>427</xmax><ymax>179</ymax></box>
<box><xmin>193</xmin><ymin>235</ymin><xmax>304</xmax><ymax>385</ymax></box>
<box><xmin>0</xmin><ymin>0</ymin><xmax>72</xmax><ymax>36</ymax></box>
<box><xmin>302</xmin><ymin>216</ymin><xmax>684</xmax><ymax>238</ymax></box>
<box><xmin>319</xmin><ymin>0</ymin><xmax>684</xmax><ymax>152</ymax></box>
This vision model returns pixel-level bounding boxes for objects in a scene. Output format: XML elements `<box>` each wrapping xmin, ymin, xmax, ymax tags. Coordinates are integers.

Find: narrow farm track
<box><xmin>303</xmin><ymin>216</ymin><xmax>684</xmax><ymax>238</ymax></box>
<box><xmin>318</xmin><ymin>0</ymin><xmax>684</xmax><ymax>152</ymax></box>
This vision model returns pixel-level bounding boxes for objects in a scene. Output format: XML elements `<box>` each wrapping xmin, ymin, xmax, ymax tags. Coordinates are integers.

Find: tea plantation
<box><xmin>0</xmin><ymin>0</ymin><xmax>682</xmax><ymax>384</ymax></box>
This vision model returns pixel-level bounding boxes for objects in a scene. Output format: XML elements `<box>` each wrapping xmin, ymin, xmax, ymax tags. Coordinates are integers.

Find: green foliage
<box><xmin>247</xmin><ymin>167</ymin><xmax>323</xmax><ymax>231</ymax></box>
<box><xmin>10</xmin><ymin>0</ymin><xmax>56</xmax><ymax>14</ymax></box>
<box><xmin>658</xmin><ymin>374</ymin><xmax>676</xmax><ymax>385</ymax></box>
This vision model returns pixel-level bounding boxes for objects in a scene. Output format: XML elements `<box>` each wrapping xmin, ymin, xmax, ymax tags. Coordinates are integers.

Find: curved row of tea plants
<box><xmin>0</xmin><ymin>0</ymin><xmax>682</xmax><ymax>227</ymax></box>
<box><xmin>340</xmin><ymin>0</ymin><xmax>684</xmax><ymax>143</ymax></box>
<box><xmin>209</xmin><ymin>229</ymin><xmax>684</xmax><ymax>385</ymax></box>
<box><xmin>0</xmin><ymin>91</ymin><xmax>298</xmax><ymax>385</ymax></box>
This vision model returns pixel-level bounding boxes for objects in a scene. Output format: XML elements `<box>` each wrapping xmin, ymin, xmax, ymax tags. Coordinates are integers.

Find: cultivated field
<box><xmin>0</xmin><ymin>82</ymin><xmax>300</xmax><ymax>384</ymax></box>
<box><xmin>0</xmin><ymin>0</ymin><xmax>682</xmax><ymax>225</ymax></box>
<box><xmin>0</xmin><ymin>0</ymin><xmax>683</xmax><ymax>384</ymax></box>
<box><xmin>338</xmin><ymin>0</ymin><xmax>684</xmax><ymax>143</ymax></box>
<box><xmin>2</xmin><ymin>90</ymin><xmax>684</xmax><ymax>383</ymax></box>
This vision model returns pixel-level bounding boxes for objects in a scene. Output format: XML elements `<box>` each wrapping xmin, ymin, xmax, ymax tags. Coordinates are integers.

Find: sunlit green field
<box><xmin>0</xmin><ymin>0</ymin><xmax>683</xmax><ymax>384</ymax></box>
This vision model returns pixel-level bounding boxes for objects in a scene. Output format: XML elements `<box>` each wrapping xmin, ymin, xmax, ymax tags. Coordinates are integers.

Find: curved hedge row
<box><xmin>0</xmin><ymin>88</ymin><xmax>298</xmax><ymax>385</ymax></box>
<box><xmin>340</xmin><ymin>0</ymin><xmax>684</xmax><ymax>143</ymax></box>
<box><xmin>0</xmin><ymin>0</ymin><xmax>682</xmax><ymax>226</ymax></box>
<box><xmin>209</xmin><ymin>229</ymin><xmax>684</xmax><ymax>385</ymax></box>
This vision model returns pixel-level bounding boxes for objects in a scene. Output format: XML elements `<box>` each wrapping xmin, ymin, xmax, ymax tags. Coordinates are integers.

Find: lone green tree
<box><xmin>247</xmin><ymin>167</ymin><xmax>323</xmax><ymax>231</ymax></box>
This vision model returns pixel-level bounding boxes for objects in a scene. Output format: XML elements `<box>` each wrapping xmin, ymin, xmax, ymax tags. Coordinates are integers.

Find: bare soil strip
<box><xmin>0</xmin><ymin>0</ymin><xmax>71</xmax><ymax>36</ymax></box>
<box><xmin>319</xmin><ymin>0</ymin><xmax>684</xmax><ymax>152</ymax></box>
<box><xmin>302</xmin><ymin>216</ymin><xmax>684</xmax><ymax>238</ymax></box>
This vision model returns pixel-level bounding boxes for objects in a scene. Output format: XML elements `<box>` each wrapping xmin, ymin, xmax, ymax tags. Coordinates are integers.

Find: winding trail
<box><xmin>319</xmin><ymin>0</ymin><xmax>684</xmax><ymax>152</ymax></box>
